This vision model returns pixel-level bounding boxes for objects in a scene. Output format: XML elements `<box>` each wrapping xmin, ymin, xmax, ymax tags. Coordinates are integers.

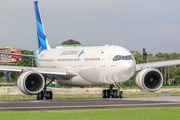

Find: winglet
<box><xmin>34</xmin><ymin>1</ymin><xmax>51</xmax><ymax>53</ymax></box>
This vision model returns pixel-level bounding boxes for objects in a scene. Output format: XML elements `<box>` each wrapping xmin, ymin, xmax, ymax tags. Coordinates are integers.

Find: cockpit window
<box><xmin>113</xmin><ymin>55</ymin><xmax>133</xmax><ymax>61</ymax></box>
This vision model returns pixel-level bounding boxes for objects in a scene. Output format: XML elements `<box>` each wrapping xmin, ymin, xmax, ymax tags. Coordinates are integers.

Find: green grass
<box><xmin>122</xmin><ymin>85</ymin><xmax>180</xmax><ymax>89</ymax></box>
<box><xmin>0</xmin><ymin>94</ymin><xmax>103</xmax><ymax>100</ymax></box>
<box><xmin>0</xmin><ymin>107</ymin><xmax>180</xmax><ymax>120</ymax></box>
<box><xmin>161</xmin><ymin>86</ymin><xmax>180</xmax><ymax>88</ymax></box>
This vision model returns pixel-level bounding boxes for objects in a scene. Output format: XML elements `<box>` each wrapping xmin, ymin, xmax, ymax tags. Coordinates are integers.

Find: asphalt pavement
<box><xmin>0</xmin><ymin>97</ymin><xmax>180</xmax><ymax>111</ymax></box>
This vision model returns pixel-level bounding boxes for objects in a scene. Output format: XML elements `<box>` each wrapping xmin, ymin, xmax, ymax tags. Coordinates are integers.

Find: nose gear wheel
<box><xmin>102</xmin><ymin>83</ymin><xmax>123</xmax><ymax>98</ymax></box>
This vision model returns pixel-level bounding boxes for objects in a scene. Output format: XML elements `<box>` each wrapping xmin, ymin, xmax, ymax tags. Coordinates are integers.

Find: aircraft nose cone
<box><xmin>124</xmin><ymin>61</ymin><xmax>135</xmax><ymax>70</ymax></box>
<box><xmin>119</xmin><ymin>61</ymin><xmax>136</xmax><ymax>81</ymax></box>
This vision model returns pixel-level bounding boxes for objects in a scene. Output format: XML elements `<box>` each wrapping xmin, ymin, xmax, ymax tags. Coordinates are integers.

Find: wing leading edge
<box><xmin>136</xmin><ymin>60</ymin><xmax>180</xmax><ymax>71</ymax></box>
<box><xmin>0</xmin><ymin>65</ymin><xmax>68</xmax><ymax>76</ymax></box>
<box><xmin>0</xmin><ymin>52</ymin><xmax>35</xmax><ymax>58</ymax></box>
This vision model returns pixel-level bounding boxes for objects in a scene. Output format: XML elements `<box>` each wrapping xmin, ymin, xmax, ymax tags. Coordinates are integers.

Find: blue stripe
<box><xmin>36</xmin><ymin>20</ymin><xmax>44</xmax><ymax>34</ymax></box>
<box><xmin>35</xmin><ymin>50</ymin><xmax>39</xmax><ymax>66</ymax></box>
<box><xmin>78</xmin><ymin>49</ymin><xmax>84</xmax><ymax>58</ymax></box>
<box><xmin>34</xmin><ymin>1</ymin><xmax>48</xmax><ymax>54</ymax></box>
<box><xmin>38</xmin><ymin>36</ymin><xmax>47</xmax><ymax>48</ymax></box>
<box><xmin>37</xmin><ymin>24</ymin><xmax>46</xmax><ymax>41</ymax></box>
<box><xmin>34</xmin><ymin>1</ymin><xmax>42</xmax><ymax>24</ymax></box>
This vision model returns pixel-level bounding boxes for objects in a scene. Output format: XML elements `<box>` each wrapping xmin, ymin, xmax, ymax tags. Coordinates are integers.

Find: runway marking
<box><xmin>28</xmin><ymin>101</ymin><xmax>46</xmax><ymax>103</ymax></box>
<box><xmin>74</xmin><ymin>97</ymin><xmax>180</xmax><ymax>101</ymax></box>
<box><xmin>0</xmin><ymin>101</ymin><xmax>8</xmax><ymax>103</ymax></box>
<box><xmin>119</xmin><ymin>97</ymin><xmax>180</xmax><ymax>102</ymax></box>
<box><xmin>0</xmin><ymin>102</ymin><xmax>180</xmax><ymax>110</ymax></box>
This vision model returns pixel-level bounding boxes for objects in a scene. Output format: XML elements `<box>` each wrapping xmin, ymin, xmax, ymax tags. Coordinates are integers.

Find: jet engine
<box><xmin>17</xmin><ymin>71</ymin><xmax>45</xmax><ymax>95</ymax></box>
<box><xmin>135</xmin><ymin>68</ymin><xmax>163</xmax><ymax>92</ymax></box>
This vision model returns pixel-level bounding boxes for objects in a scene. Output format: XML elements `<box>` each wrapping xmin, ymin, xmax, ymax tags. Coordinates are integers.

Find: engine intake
<box><xmin>135</xmin><ymin>68</ymin><xmax>163</xmax><ymax>92</ymax></box>
<box><xmin>17</xmin><ymin>71</ymin><xmax>45</xmax><ymax>95</ymax></box>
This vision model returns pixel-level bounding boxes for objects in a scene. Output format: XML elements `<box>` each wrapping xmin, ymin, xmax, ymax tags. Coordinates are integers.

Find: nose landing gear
<box><xmin>102</xmin><ymin>83</ymin><xmax>123</xmax><ymax>98</ymax></box>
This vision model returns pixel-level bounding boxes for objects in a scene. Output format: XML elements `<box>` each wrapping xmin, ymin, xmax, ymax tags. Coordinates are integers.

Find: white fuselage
<box><xmin>37</xmin><ymin>45</ymin><xmax>136</xmax><ymax>86</ymax></box>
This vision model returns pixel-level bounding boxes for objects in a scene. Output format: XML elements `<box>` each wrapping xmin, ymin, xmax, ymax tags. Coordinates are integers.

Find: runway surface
<box><xmin>1</xmin><ymin>97</ymin><xmax>180</xmax><ymax>111</ymax></box>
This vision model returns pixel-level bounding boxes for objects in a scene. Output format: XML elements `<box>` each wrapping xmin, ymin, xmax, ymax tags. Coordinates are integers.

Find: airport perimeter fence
<box><xmin>0</xmin><ymin>91</ymin><xmax>180</xmax><ymax>100</ymax></box>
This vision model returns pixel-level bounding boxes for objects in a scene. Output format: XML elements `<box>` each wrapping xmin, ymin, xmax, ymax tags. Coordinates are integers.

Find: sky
<box><xmin>0</xmin><ymin>0</ymin><xmax>180</xmax><ymax>55</ymax></box>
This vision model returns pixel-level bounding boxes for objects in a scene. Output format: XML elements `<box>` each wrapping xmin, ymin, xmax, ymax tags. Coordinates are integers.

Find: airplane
<box><xmin>1</xmin><ymin>1</ymin><xmax>180</xmax><ymax>100</ymax></box>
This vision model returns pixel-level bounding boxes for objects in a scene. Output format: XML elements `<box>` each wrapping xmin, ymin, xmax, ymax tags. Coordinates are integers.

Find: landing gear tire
<box><xmin>102</xmin><ymin>83</ymin><xmax>123</xmax><ymax>99</ymax></box>
<box><xmin>45</xmin><ymin>91</ymin><xmax>53</xmax><ymax>100</ymax></box>
<box><xmin>36</xmin><ymin>91</ymin><xmax>44</xmax><ymax>100</ymax></box>
<box><xmin>102</xmin><ymin>90</ymin><xmax>110</xmax><ymax>98</ymax></box>
<box><xmin>102</xmin><ymin>90</ymin><xmax>106</xmax><ymax>98</ymax></box>
<box><xmin>36</xmin><ymin>75</ymin><xmax>55</xmax><ymax>100</ymax></box>
<box><xmin>119</xmin><ymin>91</ymin><xmax>123</xmax><ymax>98</ymax></box>
<box><xmin>113</xmin><ymin>90</ymin><xmax>118</xmax><ymax>98</ymax></box>
<box><xmin>106</xmin><ymin>90</ymin><xmax>110</xmax><ymax>98</ymax></box>
<box><xmin>111</xmin><ymin>90</ymin><xmax>115</xmax><ymax>98</ymax></box>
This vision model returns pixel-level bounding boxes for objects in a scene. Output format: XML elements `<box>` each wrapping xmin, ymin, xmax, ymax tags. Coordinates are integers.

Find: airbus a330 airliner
<box><xmin>1</xmin><ymin>1</ymin><xmax>180</xmax><ymax>100</ymax></box>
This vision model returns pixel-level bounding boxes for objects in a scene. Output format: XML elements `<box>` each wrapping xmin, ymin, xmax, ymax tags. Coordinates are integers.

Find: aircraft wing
<box><xmin>0</xmin><ymin>65</ymin><xmax>68</xmax><ymax>76</ymax></box>
<box><xmin>0</xmin><ymin>52</ymin><xmax>35</xmax><ymax>58</ymax></box>
<box><xmin>136</xmin><ymin>60</ymin><xmax>180</xmax><ymax>71</ymax></box>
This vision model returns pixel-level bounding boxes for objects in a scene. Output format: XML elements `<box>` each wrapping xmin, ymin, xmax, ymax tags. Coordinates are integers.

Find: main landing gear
<box><xmin>36</xmin><ymin>76</ymin><xmax>54</xmax><ymax>100</ymax></box>
<box><xmin>102</xmin><ymin>83</ymin><xmax>123</xmax><ymax>98</ymax></box>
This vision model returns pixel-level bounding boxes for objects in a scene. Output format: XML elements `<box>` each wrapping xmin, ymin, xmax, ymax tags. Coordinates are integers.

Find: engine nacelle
<box><xmin>135</xmin><ymin>68</ymin><xmax>163</xmax><ymax>92</ymax></box>
<box><xmin>17</xmin><ymin>71</ymin><xmax>45</xmax><ymax>95</ymax></box>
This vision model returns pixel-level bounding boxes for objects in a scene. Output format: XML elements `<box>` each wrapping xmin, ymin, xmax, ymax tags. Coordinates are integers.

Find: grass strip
<box><xmin>0</xmin><ymin>107</ymin><xmax>180</xmax><ymax>120</ymax></box>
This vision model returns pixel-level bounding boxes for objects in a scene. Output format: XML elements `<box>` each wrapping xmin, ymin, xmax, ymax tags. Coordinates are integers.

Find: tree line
<box><xmin>0</xmin><ymin>50</ymin><xmax>36</xmax><ymax>83</ymax></box>
<box><xmin>129</xmin><ymin>51</ymin><xmax>180</xmax><ymax>86</ymax></box>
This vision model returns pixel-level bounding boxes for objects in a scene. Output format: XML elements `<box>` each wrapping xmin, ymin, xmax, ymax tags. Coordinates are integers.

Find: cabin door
<box><xmin>100</xmin><ymin>51</ymin><xmax>109</xmax><ymax>67</ymax></box>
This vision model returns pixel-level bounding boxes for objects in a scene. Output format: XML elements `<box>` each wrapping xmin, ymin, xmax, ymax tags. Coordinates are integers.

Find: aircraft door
<box><xmin>100</xmin><ymin>51</ymin><xmax>109</xmax><ymax>67</ymax></box>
